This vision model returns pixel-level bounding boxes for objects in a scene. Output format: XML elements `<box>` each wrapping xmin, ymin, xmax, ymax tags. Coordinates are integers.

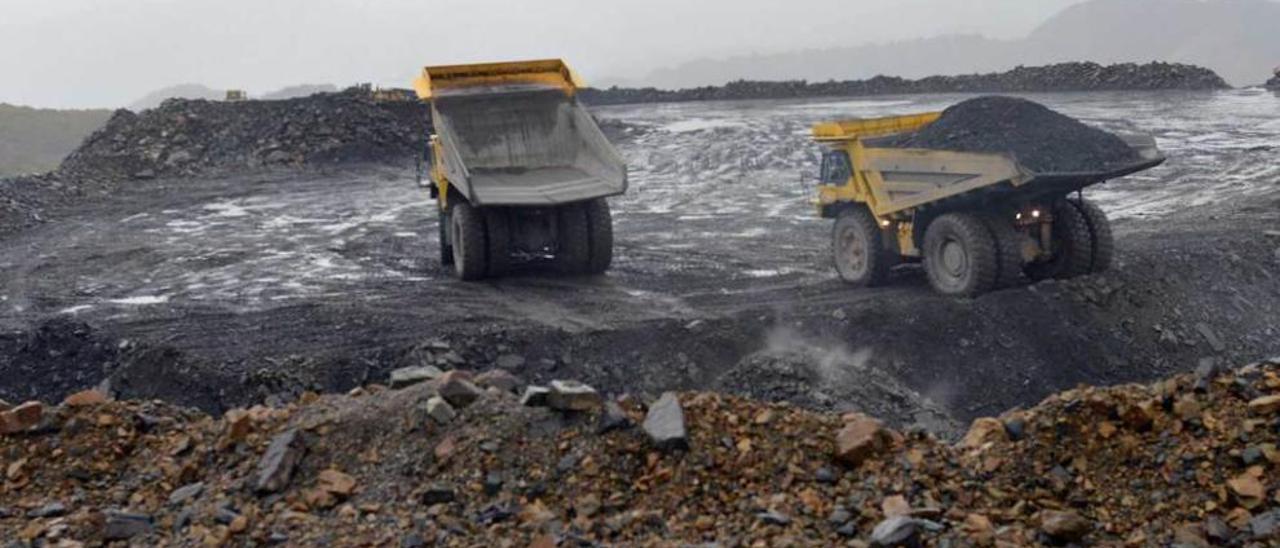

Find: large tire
<box><xmin>555</xmin><ymin>203</ymin><xmax>591</xmax><ymax>275</ymax></box>
<box><xmin>1069</xmin><ymin>197</ymin><xmax>1113</xmax><ymax>274</ymax></box>
<box><xmin>832</xmin><ymin>206</ymin><xmax>893</xmax><ymax>287</ymax></box>
<box><xmin>484</xmin><ymin>208</ymin><xmax>510</xmax><ymax>277</ymax></box>
<box><xmin>982</xmin><ymin>214</ymin><xmax>1026</xmax><ymax>289</ymax></box>
<box><xmin>583</xmin><ymin>198</ymin><xmax>614</xmax><ymax>275</ymax></box>
<box><xmin>449</xmin><ymin>201</ymin><xmax>488</xmax><ymax>281</ymax></box>
<box><xmin>923</xmin><ymin>213</ymin><xmax>999</xmax><ymax>297</ymax></box>
<box><xmin>1025</xmin><ymin>200</ymin><xmax>1094</xmax><ymax>281</ymax></box>
<box><xmin>438</xmin><ymin>205</ymin><xmax>454</xmax><ymax>267</ymax></box>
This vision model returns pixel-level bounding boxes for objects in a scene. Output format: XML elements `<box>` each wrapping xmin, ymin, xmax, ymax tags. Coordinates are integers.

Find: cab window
<box><xmin>821</xmin><ymin>151</ymin><xmax>852</xmax><ymax>184</ymax></box>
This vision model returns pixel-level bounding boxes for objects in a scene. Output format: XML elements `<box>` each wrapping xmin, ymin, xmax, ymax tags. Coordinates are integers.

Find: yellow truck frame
<box><xmin>813</xmin><ymin>113</ymin><xmax>1164</xmax><ymax>296</ymax></box>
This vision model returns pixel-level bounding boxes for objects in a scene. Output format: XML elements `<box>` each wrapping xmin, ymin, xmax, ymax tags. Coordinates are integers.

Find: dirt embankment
<box><xmin>581</xmin><ymin>62</ymin><xmax>1231</xmax><ymax>106</ymax></box>
<box><xmin>58</xmin><ymin>90</ymin><xmax>428</xmax><ymax>184</ymax></box>
<box><xmin>3</xmin><ymin>358</ymin><xmax>1280</xmax><ymax>545</ymax></box>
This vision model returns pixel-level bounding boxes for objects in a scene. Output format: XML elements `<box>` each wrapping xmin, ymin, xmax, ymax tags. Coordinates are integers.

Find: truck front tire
<box><xmin>1069</xmin><ymin>197</ymin><xmax>1113</xmax><ymax>274</ymax></box>
<box><xmin>1025</xmin><ymin>200</ymin><xmax>1094</xmax><ymax>281</ymax></box>
<box><xmin>832</xmin><ymin>207</ymin><xmax>893</xmax><ymax>287</ymax></box>
<box><xmin>450</xmin><ymin>201</ymin><xmax>488</xmax><ymax>281</ymax></box>
<box><xmin>923</xmin><ymin>213</ymin><xmax>999</xmax><ymax>297</ymax></box>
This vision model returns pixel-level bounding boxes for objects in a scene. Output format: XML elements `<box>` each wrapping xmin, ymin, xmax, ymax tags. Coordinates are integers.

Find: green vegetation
<box><xmin>0</xmin><ymin>103</ymin><xmax>112</xmax><ymax>177</ymax></box>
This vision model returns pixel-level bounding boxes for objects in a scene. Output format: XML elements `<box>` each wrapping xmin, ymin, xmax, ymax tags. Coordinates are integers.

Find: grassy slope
<box><xmin>0</xmin><ymin>103</ymin><xmax>112</xmax><ymax>177</ymax></box>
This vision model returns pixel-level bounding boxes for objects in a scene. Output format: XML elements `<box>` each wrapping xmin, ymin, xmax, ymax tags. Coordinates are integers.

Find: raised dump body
<box><xmin>431</xmin><ymin>90</ymin><xmax>625</xmax><ymax>205</ymax></box>
<box><xmin>415</xmin><ymin>60</ymin><xmax>626</xmax><ymax>280</ymax></box>
<box><xmin>813</xmin><ymin>110</ymin><xmax>1165</xmax><ymax>297</ymax></box>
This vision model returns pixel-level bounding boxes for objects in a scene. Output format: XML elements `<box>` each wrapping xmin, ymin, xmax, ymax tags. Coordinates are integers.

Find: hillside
<box><xmin>0</xmin><ymin>104</ymin><xmax>111</xmax><ymax>177</ymax></box>
<box><xmin>128</xmin><ymin>84</ymin><xmax>225</xmax><ymax>111</ymax></box>
<box><xmin>645</xmin><ymin>0</ymin><xmax>1280</xmax><ymax>88</ymax></box>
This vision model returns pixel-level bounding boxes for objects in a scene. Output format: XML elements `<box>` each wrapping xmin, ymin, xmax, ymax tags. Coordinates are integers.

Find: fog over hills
<box><xmin>644</xmin><ymin>0</ymin><xmax>1280</xmax><ymax>88</ymax></box>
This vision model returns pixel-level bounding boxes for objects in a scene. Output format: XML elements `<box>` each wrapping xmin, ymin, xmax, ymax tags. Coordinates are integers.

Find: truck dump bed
<box><xmin>419</xmin><ymin>60</ymin><xmax>626</xmax><ymax>206</ymax></box>
<box><xmin>815</xmin><ymin>114</ymin><xmax>1165</xmax><ymax>217</ymax></box>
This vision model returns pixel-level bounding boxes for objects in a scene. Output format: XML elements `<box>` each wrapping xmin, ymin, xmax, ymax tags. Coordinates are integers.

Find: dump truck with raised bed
<box><xmin>813</xmin><ymin>104</ymin><xmax>1165</xmax><ymax>297</ymax></box>
<box><xmin>414</xmin><ymin>59</ymin><xmax>627</xmax><ymax>280</ymax></box>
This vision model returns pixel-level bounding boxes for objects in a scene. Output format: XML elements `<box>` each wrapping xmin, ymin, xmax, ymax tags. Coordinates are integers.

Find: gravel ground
<box><xmin>1</xmin><ymin>91</ymin><xmax>1278</xmax><ymax>439</ymax></box>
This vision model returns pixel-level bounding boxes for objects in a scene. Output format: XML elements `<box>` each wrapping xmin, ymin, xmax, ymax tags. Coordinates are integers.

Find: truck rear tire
<box><xmin>832</xmin><ymin>207</ymin><xmax>892</xmax><ymax>287</ymax></box>
<box><xmin>438</xmin><ymin>206</ymin><xmax>454</xmax><ymax>267</ymax></box>
<box><xmin>1069</xmin><ymin>197</ymin><xmax>1113</xmax><ymax>274</ymax></box>
<box><xmin>1025</xmin><ymin>200</ymin><xmax>1094</xmax><ymax>281</ymax></box>
<box><xmin>449</xmin><ymin>201</ymin><xmax>488</xmax><ymax>281</ymax></box>
<box><xmin>555</xmin><ymin>202</ymin><xmax>591</xmax><ymax>275</ymax></box>
<box><xmin>982</xmin><ymin>214</ymin><xmax>1026</xmax><ymax>289</ymax></box>
<box><xmin>923</xmin><ymin>213</ymin><xmax>999</xmax><ymax>297</ymax></box>
<box><xmin>584</xmin><ymin>198</ymin><xmax>614</xmax><ymax>275</ymax></box>
<box><xmin>484</xmin><ymin>208</ymin><xmax>511</xmax><ymax>277</ymax></box>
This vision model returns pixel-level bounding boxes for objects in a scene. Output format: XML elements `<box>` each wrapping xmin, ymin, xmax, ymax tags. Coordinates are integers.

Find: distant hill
<box><xmin>645</xmin><ymin>0</ymin><xmax>1280</xmax><ymax>88</ymax></box>
<box><xmin>129</xmin><ymin>84</ymin><xmax>225</xmax><ymax>111</ymax></box>
<box><xmin>0</xmin><ymin>104</ymin><xmax>112</xmax><ymax>177</ymax></box>
<box><xmin>261</xmin><ymin>84</ymin><xmax>338</xmax><ymax>100</ymax></box>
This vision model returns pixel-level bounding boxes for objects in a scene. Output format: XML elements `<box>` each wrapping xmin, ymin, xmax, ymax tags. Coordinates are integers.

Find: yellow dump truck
<box><xmin>414</xmin><ymin>60</ymin><xmax>627</xmax><ymax>280</ymax></box>
<box><xmin>813</xmin><ymin>113</ymin><xmax>1164</xmax><ymax>296</ymax></box>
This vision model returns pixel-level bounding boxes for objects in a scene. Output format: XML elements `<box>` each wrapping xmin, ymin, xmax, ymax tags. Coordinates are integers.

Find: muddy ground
<box><xmin>2</xmin><ymin>91</ymin><xmax>1278</xmax><ymax>438</ymax></box>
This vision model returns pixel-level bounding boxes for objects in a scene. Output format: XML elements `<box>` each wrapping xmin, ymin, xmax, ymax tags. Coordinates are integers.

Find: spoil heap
<box><xmin>582</xmin><ymin>62</ymin><xmax>1231</xmax><ymax>106</ymax></box>
<box><xmin>893</xmin><ymin>96</ymin><xmax>1141</xmax><ymax>173</ymax></box>
<box><xmin>57</xmin><ymin>90</ymin><xmax>427</xmax><ymax>183</ymax></box>
<box><xmin>4</xmin><ymin>357</ymin><xmax>1280</xmax><ymax>545</ymax></box>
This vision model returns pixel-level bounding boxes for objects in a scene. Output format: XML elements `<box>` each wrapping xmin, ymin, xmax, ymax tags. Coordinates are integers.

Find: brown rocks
<box><xmin>255</xmin><ymin>428</ymin><xmax>305</xmax><ymax>494</ymax></box>
<box><xmin>425</xmin><ymin>396</ymin><xmax>456</xmax><ymax>425</ymax></box>
<box><xmin>1039</xmin><ymin>510</ymin><xmax>1091</xmax><ymax>541</ymax></box>
<box><xmin>475</xmin><ymin>370</ymin><xmax>522</xmax><ymax>393</ymax></box>
<box><xmin>436</xmin><ymin>372</ymin><xmax>483</xmax><ymax>409</ymax></box>
<box><xmin>959</xmin><ymin>418</ymin><xmax>1008</xmax><ymax>449</ymax></box>
<box><xmin>318</xmin><ymin>469</ymin><xmax>357</xmax><ymax>497</ymax></box>
<box><xmin>1249</xmin><ymin>395</ymin><xmax>1280</xmax><ymax>415</ymax></box>
<box><xmin>1228</xmin><ymin>473</ymin><xmax>1265</xmax><ymax>508</ymax></box>
<box><xmin>835</xmin><ymin>414</ymin><xmax>891</xmax><ymax>467</ymax></box>
<box><xmin>62</xmin><ymin>389</ymin><xmax>109</xmax><ymax>407</ymax></box>
<box><xmin>0</xmin><ymin>401</ymin><xmax>43</xmax><ymax>435</ymax></box>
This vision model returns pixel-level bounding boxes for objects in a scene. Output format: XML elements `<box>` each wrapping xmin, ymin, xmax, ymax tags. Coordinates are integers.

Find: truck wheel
<box><xmin>923</xmin><ymin>213</ymin><xmax>998</xmax><ymax>297</ymax></box>
<box><xmin>449</xmin><ymin>201</ymin><xmax>488</xmax><ymax>281</ymax></box>
<box><xmin>584</xmin><ymin>198</ymin><xmax>614</xmax><ymax>275</ymax></box>
<box><xmin>438</xmin><ymin>206</ymin><xmax>454</xmax><ymax>267</ymax></box>
<box><xmin>1025</xmin><ymin>200</ymin><xmax>1094</xmax><ymax>281</ymax></box>
<box><xmin>832</xmin><ymin>207</ymin><xmax>892</xmax><ymax>287</ymax></box>
<box><xmin>484</xmin><ymin>208</ymin><xmax>510</xmax><ymax>277</ymax></box>
<box><xmin>555</xmin><ymin>202</ymin><xmax>591</xmax><ymax>275</ymax></box>
<box><xmin>1069</xmin><ymin>197</ymin><xmax>1113</xmax><ymax>273</ymax></box>
<box><xmin>982</xmin><ymin>214</ymin><xmax>1026</xmax><ymax>289</ymax></box>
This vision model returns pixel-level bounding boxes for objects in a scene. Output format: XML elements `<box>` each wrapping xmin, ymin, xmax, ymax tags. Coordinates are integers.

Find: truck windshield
<box><xmin>821</xmin><ymin>151</ymin><xmax>852</xmax><ymax>184</ymax></box>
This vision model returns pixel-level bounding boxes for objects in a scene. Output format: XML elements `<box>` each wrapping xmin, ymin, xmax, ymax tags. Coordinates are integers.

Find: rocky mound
<box><xmin>582</xmin><ymin>62</ymin><xmax>1231</xmax><ymax>106</ymax></box>
<box><xmin>1266</xmin><ymin>74</ymin><xmax>1280</xmax><ymax>90</ymax></box>
<box><xmin>58</xmin><ymin>90</ymin><xmax>428</xmax><ymax>183</ymax></box>
<box><xmin>892</xmin><ymin>96</ymin><xmax>1142</xmax><ymax>173</ymax></box>
<box><xmin>4</xmin><ymin>357</ymin><xmax>1280</xmax><ymax>545</ymax></box>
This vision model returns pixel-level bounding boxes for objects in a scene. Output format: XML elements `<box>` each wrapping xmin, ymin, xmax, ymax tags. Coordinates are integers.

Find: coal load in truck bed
<box><xmin>893</xmin><ymin>96</ymin><xmax>1141</xmax><ymax>173</ymax></box>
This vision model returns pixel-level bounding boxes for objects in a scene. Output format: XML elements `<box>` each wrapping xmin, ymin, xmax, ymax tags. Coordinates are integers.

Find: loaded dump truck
<box><xmin>813</xmin><ymin>103</ymin><xmax>1165</xmax><ymax>297</ymax></box>
<box><xmin>414</xmin><ymin>60</ymin><xmax>627</xmax><ymax>280</ymax></box>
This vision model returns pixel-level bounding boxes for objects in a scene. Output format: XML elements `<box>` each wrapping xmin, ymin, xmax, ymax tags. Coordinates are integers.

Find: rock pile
<box><xmin>1266</xmin><ymin>72</ymin><xmax>1280</xmax><ymax>90</ymax></box>
<box><xmin>57</xmin><ymin>90</ymin><xmax>428</xmax><ymax>183</ymax></box>
<box><xmin>581</xmin><ymin>62</ymin><xmax>1230</xmax><ymax>106</ymax></box>
<box><xmin>4</xmin><ymin>356</ymin><xmax>1280</xmax><ymax>545</ymax></box>
<box><xmin>891</xmin><ymin>96</ymin><xmax>1142</xmax><ymax>173</ymax></box>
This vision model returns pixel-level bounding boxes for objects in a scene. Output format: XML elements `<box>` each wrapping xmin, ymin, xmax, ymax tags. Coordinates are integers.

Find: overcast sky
<box><xmin>2</xmin><ymin>0</ymin><xmax>1087</xmax><ymax>109</ymax></box>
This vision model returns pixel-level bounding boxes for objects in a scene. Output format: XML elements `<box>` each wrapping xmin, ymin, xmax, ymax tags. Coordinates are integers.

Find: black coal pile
<box><xmin>891</xmin><ymin>96</ymin><xmax>1141</xmax><ymax>173</ymax></box>
<box><xmin>58</xmin><ymin>90</ymin><xmax>428</xmax><ymax>183</ymax></box>
<box><xmin>0</xmin><ymin>318</ymin><xmax>121</xmax><ymax>405</ymax></box>
<box><xmin>581</xmin><ymin>62</ymin><xmax>1229</xmax><ymax>106</ymax></box>
<box><xmin>1266</xmin><ymin>73</ymin><xmax>1280</xmax><ymax>90</ymax></box>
